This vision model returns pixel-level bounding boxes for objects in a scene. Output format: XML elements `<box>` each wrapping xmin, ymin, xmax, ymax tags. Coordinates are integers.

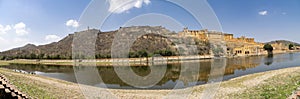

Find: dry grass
<box><xmin>0</xmin><ymin>68</ymin><xmax>84</xmax><ymax>99</ymax></box>
<box><xmin>0</xmin><ymin>66</ymin><xmax>299</xmax><ymax>98</ymax></box>
<box><xmin>214</xmin><ymin>67</ymin><xmax>300</xmax><ymax>99</ymax></box>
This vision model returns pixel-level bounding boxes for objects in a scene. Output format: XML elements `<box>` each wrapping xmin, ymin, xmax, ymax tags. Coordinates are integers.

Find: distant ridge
<box><xmin>265</xmin><ymin>40</ymin><xmax>300</xmax><ymax>46</ymax></box>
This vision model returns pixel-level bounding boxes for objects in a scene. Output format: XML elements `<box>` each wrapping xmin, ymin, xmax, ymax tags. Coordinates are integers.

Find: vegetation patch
<box><xmin>229</xmin><ymin>70</ymin><xmax>300</xmax><ymax>98</ymax></box>
<box><xmin>0</xmin><ymin>68</ymin><xmax>83</xmax><ymax>99</ymax></box>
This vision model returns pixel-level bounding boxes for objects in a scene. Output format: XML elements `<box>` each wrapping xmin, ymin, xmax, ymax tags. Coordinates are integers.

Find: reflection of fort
<box><xmin>164</xmin><ymin>56</ymin><xmax>261</xmax><ymax>84</ymax></box>
<box><xmin>178</xmin><ymin>28</ymin><xmax>266</xmax><ymax>56</ymax></box>
<box><xmin>225</xmin><ymin>57</ymin><xmax>261</xmax><ymax>74</ymax></box>
<box><xmin>77</xmin><ymin>57</ymin><xmax>260</xmax><ymax>88</ymax></box>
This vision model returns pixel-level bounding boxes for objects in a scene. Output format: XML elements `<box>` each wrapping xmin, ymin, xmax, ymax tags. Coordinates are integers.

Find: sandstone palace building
<box><xmin>178</xmin><ymin>28</ymin><xmax>266</xmax><ymax>57</ymax></box>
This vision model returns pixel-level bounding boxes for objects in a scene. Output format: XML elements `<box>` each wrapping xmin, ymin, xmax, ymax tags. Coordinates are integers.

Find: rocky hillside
<box><xmin>0</xmin><ymin>26</ymin><xmax>210</xmax><ymax>59</ymax></box>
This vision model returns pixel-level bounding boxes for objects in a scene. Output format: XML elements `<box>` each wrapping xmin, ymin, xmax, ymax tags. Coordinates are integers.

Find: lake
<box><xmin>2</xmin><ymin>52</ymin><xmax>300</xmax><ymax>89</ymax></box>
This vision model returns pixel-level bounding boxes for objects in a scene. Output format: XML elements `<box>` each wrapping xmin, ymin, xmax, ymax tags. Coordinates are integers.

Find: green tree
<box><xmin>30</xmin><ymin>53</ymin><xmax>37</xmax><ymax>59</ymax></box>
<box><xmin>14</xmin><ymin>55</ymin><xmax>19</xmax><ymax>59</ymax></box>
<box><xmin>68</xmin><ymin>55</ymin><xmax>72</xmax><ymax>59</ymax></box>
<box><xmin>138</xmin><ymin>50</ymin><xmax>148</xmax><ymax>57</ymax></box>
<box><xmin>0</xmin><ymin>56</ymin><xmax>5</xmax><ymax>60</ymax></box>
<box><xmin>164</xmin><ymin>50</ymin><xmax>174</xmax><ymax>56</ymax></box>
<box><xmin>263</xmin><ymin>44</ymin><xmax>274</xmax><ymax>55</ymax></box>
<box><xmin>95</xmin><ymin>54</ymin><xmax>101</xmax><ymax>59</ymax></box>
<box><xmin>24</xmin><ymin>55</ymin><xmax>30</xmax><ymax>59</ymax></box>
<box><xmin>153</xmin><ymin>50</ymin><xmax>175</xmax><ymax>56</ymax></box>
<box><xmin>46</xmin><ymin>55</ymin><xmax>51</xmax><ymax>59</ymax></box>
<box><xmin>129</xmin><ymin>52</ymin><xmax>138</xmax><ymax>58</ymax></box>
<box><xmin>105</xmin><ymin>54</ymin><xmax>111</xmax><ymax>58</ymax></box>
<box><xmin>54</xmin><ymin>55</ymin><xmax>61</xmax><ymax>59</ymax></box>
<box><xmin>289</xmin><ymin>44</ymin><xmax>294</xmax><ymax>50</ymax></box>
<box><xmin>19</xmin><ymin>55</ymin><xmax>25</xmax><ymax>59</ymax></box>
<box><xmin>39</xmin><ymin>53</ymin><xmax>45</xmax><ymax>59</ymax></box>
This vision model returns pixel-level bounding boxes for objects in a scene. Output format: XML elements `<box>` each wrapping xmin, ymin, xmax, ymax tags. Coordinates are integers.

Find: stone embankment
<box><xmin>0</xmin><ymin>73</ymin><xmax>29</xmax><ymax>99</ymax></box>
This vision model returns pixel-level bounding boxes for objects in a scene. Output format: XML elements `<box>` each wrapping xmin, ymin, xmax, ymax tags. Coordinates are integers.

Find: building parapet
<box><xmin>179</xmin><ymin>28</ymin><xmax>264</xmax><ymax>57</ymax></box>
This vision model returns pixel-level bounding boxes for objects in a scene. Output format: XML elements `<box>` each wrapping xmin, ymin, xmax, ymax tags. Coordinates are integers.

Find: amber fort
<box><xmin>178</xmin><ymin>28</ymin><xmax>291</xmax><ymax>57</ymax></box>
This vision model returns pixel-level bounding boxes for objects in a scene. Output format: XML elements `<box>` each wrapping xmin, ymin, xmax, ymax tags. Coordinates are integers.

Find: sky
<box><xmin>0</xmin><ymin>0</ymin><xmax>299</xmax><ymax>51</ymax></box>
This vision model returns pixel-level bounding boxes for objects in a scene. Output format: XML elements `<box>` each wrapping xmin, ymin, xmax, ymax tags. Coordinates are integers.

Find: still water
<box><xmin>2</xmin><ymin>53</ymin><xmax>300</xmax><ymax>89</ymax></box>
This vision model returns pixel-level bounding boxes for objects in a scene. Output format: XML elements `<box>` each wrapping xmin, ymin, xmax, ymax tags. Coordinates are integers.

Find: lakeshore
<box><xmin>0</xmin><ymin>50</ymin><xmax>300</xmax><ymax>99</ymax></box>
<box><xmin>1</xmin><ymin>50</ymin><xmax>299</xmax><ymax>67</ymax></box>
<box><xmin>0</xmin><ymin>55</ymin><xmax>215</xmax><ymax>66</ymax></box>
<box><xmin>0</xmin><ymin>66</ymin><xmax>299</xmax><ymax>98</ymax></box>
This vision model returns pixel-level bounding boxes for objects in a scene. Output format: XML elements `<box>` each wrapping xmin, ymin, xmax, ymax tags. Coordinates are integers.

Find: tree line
<box><xmin>0</xmin><ymin>49</ymin><xmax>176</xmax><ymax>60</ymax></box>
<box><xmin>263</xmin><ymin>43</ymin><xmax>296</xmax><ymax>55</ymax></box>
<box><xmin>0</xmin><ymin>53</ymin><xmax>72</xmax><ymax>60</ymax></box>
<box><xmin>95</xmin><ymin>49</ymin><xmax>176</xmax><ymax>59</ymax></box>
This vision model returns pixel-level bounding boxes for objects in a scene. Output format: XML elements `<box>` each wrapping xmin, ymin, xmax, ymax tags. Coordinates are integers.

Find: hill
<box><xmin>0</xmin><ymin>26</ymin><xmax>210</xmax><ymax>60</ymax></box>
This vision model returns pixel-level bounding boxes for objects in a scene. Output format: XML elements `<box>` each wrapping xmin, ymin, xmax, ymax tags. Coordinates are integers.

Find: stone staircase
<box><xmin>0</xmin><ymin>73</ymin><xmax>29</xmax><ymax>99</ymax></box>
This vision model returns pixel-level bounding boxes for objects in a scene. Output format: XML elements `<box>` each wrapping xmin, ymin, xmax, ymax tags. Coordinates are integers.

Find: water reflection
<box><xmin>288</xmin><ymin>53</ymin><xmax>295</xmax><ymax>61</ymax></box>
<box><xmin>1</xmin><ymin>53</ymin><xmax>300</xmax><ymax>89</ymax></box>
<box><xmin>264</xmin><ymin>55</ymin><xmax>274</xmax><ymax>66</ymax></box>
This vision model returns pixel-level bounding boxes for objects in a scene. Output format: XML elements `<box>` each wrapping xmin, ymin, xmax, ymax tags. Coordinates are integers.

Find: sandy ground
<box><xmin>0</xmin><ymin>66</ymin><xmax>299</xmax><ymax>99</ymax></box>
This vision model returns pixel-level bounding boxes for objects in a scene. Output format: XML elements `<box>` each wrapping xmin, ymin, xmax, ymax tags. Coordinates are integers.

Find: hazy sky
<box><xmin>0</xmin><ymin>0</ymin><xmax>299</xmax><ymax>51</ymax></box>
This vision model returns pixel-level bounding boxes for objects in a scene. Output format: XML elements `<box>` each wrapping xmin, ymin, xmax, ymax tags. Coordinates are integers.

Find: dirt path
<box><xmin>0</xmin><ymin>66</ymin><xmax>299</xmax><ymax>99</ymax></box>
